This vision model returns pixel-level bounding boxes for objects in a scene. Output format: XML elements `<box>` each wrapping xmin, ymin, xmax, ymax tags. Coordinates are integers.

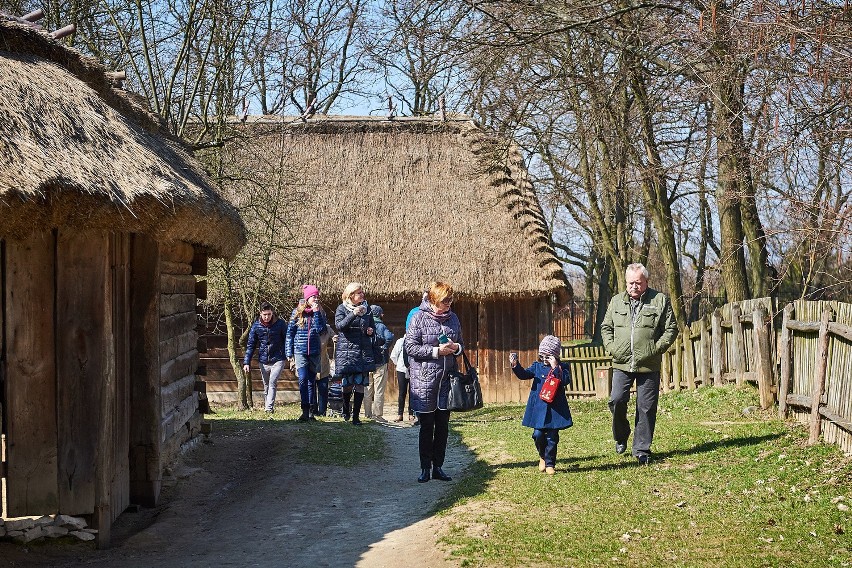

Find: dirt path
<box><xmin>1</xmin><ymin>419</ymin><xmax>472</xmax><ymax>568</ymax></box>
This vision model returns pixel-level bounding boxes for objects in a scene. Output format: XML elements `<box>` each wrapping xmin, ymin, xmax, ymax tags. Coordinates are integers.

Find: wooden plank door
<box><xmin>3</xmin><ymin>233</ymin><xmax>59</xmax><ymax>516</ymax></box>
<box><xmin>55</xmin><ymin>229</ymin><xmax>114</xmax><ymax>516</ymax></box>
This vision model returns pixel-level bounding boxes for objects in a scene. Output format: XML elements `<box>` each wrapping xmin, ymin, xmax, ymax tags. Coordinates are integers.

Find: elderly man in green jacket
<box><xmin>601</xmin><ymin>263</ymin><xmax>678</xmax><ymax>465</ymax></box>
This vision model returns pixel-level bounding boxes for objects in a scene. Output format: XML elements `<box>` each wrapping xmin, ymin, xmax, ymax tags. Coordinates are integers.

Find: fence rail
<box><xmin>559</xmin><ymin>297</ymin><xmax>852</xmax><ymax>453</ymax></box>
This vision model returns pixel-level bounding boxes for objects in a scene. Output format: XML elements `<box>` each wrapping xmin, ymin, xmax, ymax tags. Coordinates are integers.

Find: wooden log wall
<box><xmin>158</xmin><ymin>242</ymin><xmax>202</xmax><ymax>467</ymax></box>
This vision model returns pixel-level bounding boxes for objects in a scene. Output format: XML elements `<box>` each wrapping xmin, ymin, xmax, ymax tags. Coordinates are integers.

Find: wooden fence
<box><xmin>560</xmin><ymin>298</ymin><xmax>852</xmax><ymax>453</ymax></box>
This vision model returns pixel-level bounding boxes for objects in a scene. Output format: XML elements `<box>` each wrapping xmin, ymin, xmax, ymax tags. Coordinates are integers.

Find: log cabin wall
<box><xmin>158</xmin><ymin>242</ymin><xmax>202</xmax><ymax>468</ymax></box>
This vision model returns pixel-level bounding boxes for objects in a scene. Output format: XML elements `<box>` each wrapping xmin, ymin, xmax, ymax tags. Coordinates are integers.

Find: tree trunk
<box><xmin>224</xmin><ymin>267</ymin><xmax>251</xmax><ymax>410</ymax></box>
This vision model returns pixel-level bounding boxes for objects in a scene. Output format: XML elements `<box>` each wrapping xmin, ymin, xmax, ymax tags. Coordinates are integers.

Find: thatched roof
<box><xmin>211</xmin><ymin>115</ymin><xmax>570</xmax><ymax>302</ymax></box>
<box><xmin>0</xmin><ymin>19</ymin><xmax>246</xmax><ymax>258</ymax></box>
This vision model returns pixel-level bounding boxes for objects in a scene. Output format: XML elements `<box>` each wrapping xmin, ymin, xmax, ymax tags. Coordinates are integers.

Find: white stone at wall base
<box><xmin>55</xmin><ymin>515</ymin><xmax>88</xmax><ymax>530</ymax></box>
<box><xmin>21</xmin><ymin>526</ymin><xmax>45</xmax><ymax>542</ymax></box>
<box><xmin>42</xmin><ymin>525</ymin><xmax>69</xmax><ymax>538</ymax></box>
<box><xmin>4</xmin><ymin>518</ymin><xmax>35</xmax><ymax>531</ymax></box>
<box><xmin>69</xmin><ymin>530</ymin><xmax>96</xmax><ymax>542</ymax></box>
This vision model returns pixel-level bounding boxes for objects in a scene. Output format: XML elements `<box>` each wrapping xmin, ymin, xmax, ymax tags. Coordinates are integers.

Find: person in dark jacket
<box><xmin>243</xmin><ymin>302</ymin><xmax>288</xmax><ymax>413</ymax></box>
<box><xmin>510</xmin><ymin>335</ymin><xmax>573</xmax><ymax>475</ymax></box>
<box><xmin>334</xmin><ymin>282</ymin><xmax>382</xmax><ymax>425</ymax></box>
<box><xmin>405</xmin><ymin>282</ymin><xmax>463</xmax><ymax>483</ymax></box>
<box><xmin>286</xmin><ymin>284</ymin><xmax>328</xmax><ymax>422</ymax></box>
<box><xmin>364</xmin><ymin>305</ymin><xmax>395</xmax><ymax>421</ymax></box>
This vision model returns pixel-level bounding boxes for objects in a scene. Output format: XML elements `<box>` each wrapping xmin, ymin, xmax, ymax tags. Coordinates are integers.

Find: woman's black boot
<box><xmin>343</xmin><ymin>392</ymin><xmax>351</xmax><ymax>421</ymax></box>
<box><xmin>352</xmin><ymin>391</ymin><xmax>364</xmax><ymax>425</ymax></box>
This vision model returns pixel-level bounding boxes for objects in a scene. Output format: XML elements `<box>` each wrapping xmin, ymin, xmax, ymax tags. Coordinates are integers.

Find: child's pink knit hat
<box><xmin>302</xmin><ymin>284</ymin><xmax>320</xmax><ymax>300</ymax></box>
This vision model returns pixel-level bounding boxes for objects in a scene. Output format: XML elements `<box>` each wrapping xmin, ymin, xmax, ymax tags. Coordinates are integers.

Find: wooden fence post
<box><xmin>712</xmin><ymin>309</ymin><xmax>723</xmax><ymax>386</ymax></box>
<box><xmin>752</xmin><ymin>305</ymin><xmax>774</xmax><ymax>409</ymax></box>
<box><xmin>731</xmin><ymin>303</ymin><xmax>744</xmax><ymax>385</ymax></box>
<box><xmin>808</xmin><ymin>307</ymin><xmax>835</xmax><ymax>445</ymax></box>
<box><xmin>673</xmin><ymin>334</ymin><xmax>683</xmax><ymax>392</ymax></box>
<box><xmin>700</xmin><ymin>316</ymin><xmax>711</xmax><ymax>387</ymax></box>
<box><xmin>684</xmin><ymin>327</ymin><xmax>696</xmax><ymax>389</ymax></box>
<box><xmin>778</xmin><ymin>303</ymin><xmax>794</xmax><ymax>419</ymax></box>
<box><xmin>661</xmin><ymin>349</ymin><xmax>671</xmax><ymax>393</ymax></box>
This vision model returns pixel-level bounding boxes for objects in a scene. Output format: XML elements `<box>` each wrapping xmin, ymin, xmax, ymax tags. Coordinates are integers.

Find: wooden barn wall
<box><xmin>159</xmin><ymin>241</ymin><xmax>202</xmax><ymax>467</ymax></box>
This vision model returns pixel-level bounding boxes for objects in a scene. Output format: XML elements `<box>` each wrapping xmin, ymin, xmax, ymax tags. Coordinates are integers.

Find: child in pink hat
<box><xmin>286</xmin><ymin>284</ymin><xmax>328</xmax><ymax>421</ymax></box>
<box><xmin>509</xmin><ymin>335</ymin><xmax>573</xmax><ymax>474</ymax></box>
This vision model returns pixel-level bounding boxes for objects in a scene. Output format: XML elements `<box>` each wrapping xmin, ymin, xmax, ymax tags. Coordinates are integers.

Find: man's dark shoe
<box><xmin>352</xmin><ymin>417</ymin><xmax>362</xmax><ymax>426</ymax></box>
<box><xmin>637</xmin><ymin>455</ymin><xmax>651</xmax><ymax>466</ymax></box>
<box><xmin>298</xmin><ymin>414</ymin><xmax>309</xmax><ymax>422</ymax></box>
<box><xmin>432</xmin><ymin>466</ymin><xmax>452</xmax><ymax>481</ymax></box>
<box><xmin>418</xmin><ymin>469</ymin><xmax>430</xmax><ymax>483</ymax></box>
<box><xmin>615</xmin><ymin>442</ymin><xmax>627</xmax><ymax>455</ymax></box>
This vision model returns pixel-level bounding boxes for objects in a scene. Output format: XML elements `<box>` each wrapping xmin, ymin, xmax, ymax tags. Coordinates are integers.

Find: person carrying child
<box><xmin>509</xmin><ymin>335</ymin><xmax>573</xmax><ymax>475</ymax></box>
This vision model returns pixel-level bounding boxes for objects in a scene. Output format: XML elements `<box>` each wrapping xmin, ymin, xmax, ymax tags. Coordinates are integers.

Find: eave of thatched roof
<box><xmin>207</xmin><ymin>115</ymin><xmax>571</xmax><ymax>302</ymax></box>
<box><xmin>0</xmin><ymin>19</ymin><xmax>246</xmax><ymax>258</ymax></box>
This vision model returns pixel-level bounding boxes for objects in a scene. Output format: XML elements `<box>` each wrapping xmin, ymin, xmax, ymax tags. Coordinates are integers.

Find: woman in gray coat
<box><xmin>405</xmin><ymin>281</ymin><xmax>463</xmax><ymax>483</ymax></box>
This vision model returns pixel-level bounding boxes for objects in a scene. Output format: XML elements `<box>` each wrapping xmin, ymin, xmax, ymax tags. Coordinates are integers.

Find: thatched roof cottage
<box><xmin>0</xmin><ymin>18</ymin><xmax>245</xmax><ymax>543</ymax></box>
<box><xmin>201</xmin><ymin>115</ymin><xmax>570</xmax><ymax>405</ymax></box>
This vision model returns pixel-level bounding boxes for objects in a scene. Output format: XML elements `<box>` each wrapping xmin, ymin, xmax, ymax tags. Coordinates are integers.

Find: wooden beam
<box><xmin>778</xmin><ymin>304</ymin><xmax>794</xmax><ymax>419</ymax></box>
<box><xmin>128</xmin><ymin>235</ymin><xmax>161</xmax><ymax>507</ymax></box>
<box><xmin>711</xmin><ymin>309</ymin><xmax>723</xmax><ymax>386</ymax></box>
<box><xmin>730</xmin><ymin>303</ymin><xmax>744</xmax><ymax>386</ymax></box>
<box><xmin>753</xmin><ymin>305</ymin><xmax>775</xmax><ymax>410</ymax></box>
<box><xmin>700</xmin><ymin>317</ymin><xmax>711</xmax><ymax>387</ymax></box>
<box><xmin>827</xmin><ymin>321</ymin><xmax>852</xmax><ymax>343</ymax></box>
<box><xmin>808</xmin><ymin>307</ymin><xmax>834</xmax><ymax>445</ymax></box>
<box><xmin>786</xmin><ymin>320</ymin><xmax>821</xmax><ymax>333</ymax></box>
<box><xmin>4</xmin><ymin>234</ymin><xmax>59</xmax><ymax>515</ymax></box>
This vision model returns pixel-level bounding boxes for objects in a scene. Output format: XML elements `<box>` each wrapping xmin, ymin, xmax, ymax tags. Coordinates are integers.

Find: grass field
<box><xmin>437</xmin><ymin>385</ymin><xmax>852</xmax><ymax>568</ymax></box>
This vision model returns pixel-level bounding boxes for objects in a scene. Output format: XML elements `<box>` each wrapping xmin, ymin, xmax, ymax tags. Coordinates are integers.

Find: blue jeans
<box><xmin>294</xmin><ymin>353</ymin><xmax>320</xmax><ymax>410</ymax></box>
<box><xmin>313</xmin><ymin>376</ymin><xmax>330</xmax><ymax>416</ymax></box>
<box><xmin>259</xmin><ymin>360</ymin><xmax>285</xmax><ymax>411</ymax></box>
<box><xmin>532</xmin><ymin>428</ymin><xmax>560</xmax><ymax>467</ymax></box>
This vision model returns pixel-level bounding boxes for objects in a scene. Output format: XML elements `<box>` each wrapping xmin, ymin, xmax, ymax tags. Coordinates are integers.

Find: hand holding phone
<box><xmin>509</xmin><ymin>352</ymin><xmax>518</xmax><ymax>367</ymax></box>
<box><xmin>438</xmin><ymin>332</ymin><xmax>450</xmax><ymax>344</ymax></box>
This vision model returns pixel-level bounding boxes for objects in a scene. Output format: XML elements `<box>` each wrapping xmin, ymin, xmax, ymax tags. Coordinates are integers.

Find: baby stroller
<box><xmin>327</xmin><ymin>377</ymin><xmax>344</xmax><ymax>418</ymax></box>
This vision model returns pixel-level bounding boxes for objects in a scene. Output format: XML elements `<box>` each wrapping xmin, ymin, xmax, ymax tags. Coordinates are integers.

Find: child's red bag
<box><xmin>539</xmin><ymin>367</ymin><xmax>562</xmax><ymax>403</ymax></box>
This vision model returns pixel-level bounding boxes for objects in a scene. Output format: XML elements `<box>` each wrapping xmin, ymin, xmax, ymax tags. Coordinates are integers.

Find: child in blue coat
<box><xmin>510</xmin><ymin>335</ymin><xmax>573</xmax><ymax>475</ymax></box>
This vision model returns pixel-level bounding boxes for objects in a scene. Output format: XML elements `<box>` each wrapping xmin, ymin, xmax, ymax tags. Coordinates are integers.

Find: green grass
<box><xmin>439</xmin><ymin>385</ymin><xmax>852</xmax><ymax>568</ymax></box>
<box><xmin>205</xmin><ymin>404</ymin><xmax>386</xmax><ymax>466</ymax></box>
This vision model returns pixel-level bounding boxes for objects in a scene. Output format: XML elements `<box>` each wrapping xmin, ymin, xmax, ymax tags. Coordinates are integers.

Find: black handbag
<box><xmin>446</xmin><ymin>352</ymin><xmax>483</xmax><ymax>412</ymax></box>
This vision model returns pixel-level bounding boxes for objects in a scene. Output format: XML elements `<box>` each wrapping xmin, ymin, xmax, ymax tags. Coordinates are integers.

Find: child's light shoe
<box><xmin>538</xmin><ymin>458</ymin><xmax>546</xmax><ymax>472</ymax></box>
<box><xmin>545</xmin><ymin>466</ymin><xmax>555</xmax><ymax>475</ymax></box>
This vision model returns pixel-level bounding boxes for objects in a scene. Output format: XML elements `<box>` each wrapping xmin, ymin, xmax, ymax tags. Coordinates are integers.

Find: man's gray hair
<box><xmin>626</xmin><ymin>263</ymin><xmax>649</xmax><ymax>280</ymax></box>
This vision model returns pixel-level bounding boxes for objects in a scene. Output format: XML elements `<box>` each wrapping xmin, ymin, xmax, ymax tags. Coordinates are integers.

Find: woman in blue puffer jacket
<box><xmin>286</xmin><ymin>284</ymin><xmax>328</xmax><ymax>422</ymax></box>
<box><xmin>405</xmin><ymin>281</ymin><xmax>463</xmax><ymax>484</ymax></box>
<box><xmin>334</xmin><ymin>282</ymin><xmax>381</xmax><ymax>425</ymax></box>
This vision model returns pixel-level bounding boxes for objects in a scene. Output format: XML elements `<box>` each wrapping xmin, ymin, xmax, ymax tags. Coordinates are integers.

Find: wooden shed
<box><xmin>0</xmin><ymin>19</ymin><xmax>246</xmax><ymax>542</ymax></box>
<box><xmin>201</xmin><ymin>115</ymin><xmax>570</xmax><ymax>404</ymax></box>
